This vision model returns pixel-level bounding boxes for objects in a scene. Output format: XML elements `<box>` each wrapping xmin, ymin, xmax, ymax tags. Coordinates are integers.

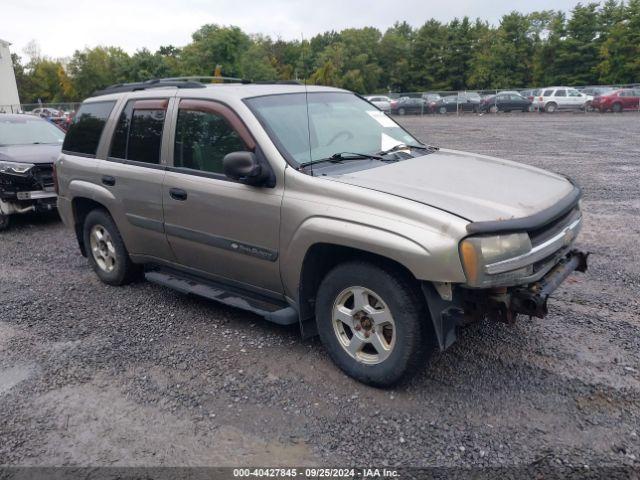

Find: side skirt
<box><xmin>145</xmin><ymin>267</ymin><xmax>299</xmax><ymax>326</ymax></box>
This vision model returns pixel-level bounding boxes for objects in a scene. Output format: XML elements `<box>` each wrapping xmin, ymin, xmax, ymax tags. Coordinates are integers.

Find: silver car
<box><xmin>534</xmin><ymin>86</ymin><xmax>594</xmax><ymax>113</ymax></box>
<box><xmin>364</xmin><ymin>95</ymin><xmax>392</xmax><ymax>112</ymax></box>
<box><xmin>55</xmin><ymin>80</ymin><xmax>588</xmax><ymax>386</ymax></box>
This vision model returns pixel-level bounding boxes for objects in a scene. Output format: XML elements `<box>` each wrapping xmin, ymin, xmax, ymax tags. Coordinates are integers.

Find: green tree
<box><xmin>597</xmin><ymin>0</ymin><xmax>640</xmax><ymax>83</ymax></box>
<box><xmin>68</xmin><ymin>47</ymin><xmax>130</xmax><ymax>98</ymax></box>
<box><xmin>180</xmin><ymin>24</ymin><xmax>251</xmax><ymax>77</ymax></box>
<box><xmin>240</xmin><ymin>37</ymin><xmax>278</xmax><ymax>81</ymax></box>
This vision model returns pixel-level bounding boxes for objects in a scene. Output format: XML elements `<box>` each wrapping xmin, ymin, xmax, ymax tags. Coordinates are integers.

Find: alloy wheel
<box><xmin>89</xmin><ymin>224</ymin><xmax>117</xmax><ymax>273</ymax></box>
<box><xmin>331</xmin><ymin>286</ymin><xmax>396</xmax><ymax>365</ymax></box>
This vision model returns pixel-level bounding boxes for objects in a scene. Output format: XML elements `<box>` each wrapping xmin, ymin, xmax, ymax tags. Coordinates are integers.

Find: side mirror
<box><xmin>223</xmin><ymin>151</ymin><xmax>269</xmax><ymax>186</ymax></box>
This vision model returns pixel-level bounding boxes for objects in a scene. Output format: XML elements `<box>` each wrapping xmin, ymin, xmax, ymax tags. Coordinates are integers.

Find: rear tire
<box><xmin>315</xmin><ymin>261</ymin><xmax>432</xmax><ymax>387</ymax></box>
<box><xmin>398</xmin><ymin>108</ymin><xmax>406</xmax><ymax>115</ymax></box>
<box><xmin>612</xmin><ymin>102</ymin><xmax>622</xmax><ymax>113</ymax></box>
<box><xmin>83</xmin><ymin>209</ymin><xmax>140</xmax><ymax>286</ymax></box>
<box><xmin>489</xmin><ymin>105</ymin><xmax>498</xmax><ymax>114</ymax></box>
<box><xmin>438</xmin><ymin>106</ymin><xmax>447</xmax><ymax>115</ymax></box>
<box><xmin>0</xmin><ymin>214</ymin><xmax>9</xmax><ymax>231</ymax></box>
<box><xmin>545</xmin><ymin>102</ymin><xmax>557</xmax><ymax>113</ymax></box>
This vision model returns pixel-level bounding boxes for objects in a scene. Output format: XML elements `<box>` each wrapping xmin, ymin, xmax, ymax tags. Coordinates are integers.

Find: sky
<box><xmin>3</xmin><ymin>0</ymin><xmax>584</xmax><ymax>60</ymax></box>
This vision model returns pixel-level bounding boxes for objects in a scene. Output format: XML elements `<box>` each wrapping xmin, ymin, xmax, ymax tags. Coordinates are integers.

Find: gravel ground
<box><xmin>0</xmin><ymin>112</ymin><xmax>639</xmax><ymax>469</ymax></box>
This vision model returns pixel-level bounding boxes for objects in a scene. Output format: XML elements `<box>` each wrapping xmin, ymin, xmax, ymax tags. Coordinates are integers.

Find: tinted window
<box><xmin>543</xmin><ymin>90</ymin><xmax>554</xmax><ymax>96</ymax></box>
<box><xmin>174</xmin><ymin>109</ymin><xmax>247</xmax><ymax>174</ymax></box>
<box><xmin>110</xmin><ymin>100</ymin><xmax>165</xmax><ymax>164</ymax></box>
<box><xmin>62</xmin><ymin>101</ymin><xmax>115</xmax><ymax>156</ymax></box>
<box><xmin>554</xmin><ymin>90</ymin><xmax>566</xmax><ymax>97</ymax></box>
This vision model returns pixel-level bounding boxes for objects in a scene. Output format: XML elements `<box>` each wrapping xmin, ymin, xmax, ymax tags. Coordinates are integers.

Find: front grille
<box><xmin>31</xmin><ymin>164</ymin><xmax>54</xmax><ymax>188</ymax></box>
<box><xmin>528</xmin><ymin>206</ymin><xmax>581</xmax><ymax>248</ymax></box>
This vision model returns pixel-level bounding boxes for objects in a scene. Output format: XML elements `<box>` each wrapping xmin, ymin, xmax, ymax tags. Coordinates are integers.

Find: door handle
<box><xmin>169</xmin><ymin>188</ymin><xmax>188</xmax><ymax>201</ymax></box>
<box><xmin>101</xmin><ymin>175</ymin><xmax>115</xmax><ymax>186</ymax></box>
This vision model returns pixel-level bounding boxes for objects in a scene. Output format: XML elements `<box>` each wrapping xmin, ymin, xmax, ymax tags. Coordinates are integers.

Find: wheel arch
<box><xmin>71</xmin><ymin>197</ymin><xmax>112</xmax><ymax>257</ymax></box>
<box><xmin>297</xmin><ymin>243</ymin><xmax>419</xmax><ymax>324</ymax></box>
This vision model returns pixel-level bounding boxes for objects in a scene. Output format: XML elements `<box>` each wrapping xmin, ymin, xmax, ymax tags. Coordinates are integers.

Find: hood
<box><xmin>0</xmin><ymin>144</ymin><xmax>62</xmax><ymax>165</ymax></box>
<box><xmin>328</xmin><ymin>148</ymin><xmax>575</xmax><ymax>223</ymax></box>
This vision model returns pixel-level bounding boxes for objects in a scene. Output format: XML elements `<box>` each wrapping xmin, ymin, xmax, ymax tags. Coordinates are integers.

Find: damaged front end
<box><xmin>424</xmin><ymin>194</ymin><xmax>589</xmax><ymax>351</ymax></box>
<box><xmin>0</xmin><ymin>161</ymin><xmax>57</xmax><ymax>227</ymax></box>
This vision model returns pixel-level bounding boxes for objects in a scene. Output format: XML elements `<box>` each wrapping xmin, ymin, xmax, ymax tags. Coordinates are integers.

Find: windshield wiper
<box><xmin>377</xmin><ymin>143</ymin><xmax>437</xmax><ymax>156</ymax></box>
<box><xmin>299</xmin><ymin>152</ymin><xmax>383</xmax><ymax>168</ymax></box>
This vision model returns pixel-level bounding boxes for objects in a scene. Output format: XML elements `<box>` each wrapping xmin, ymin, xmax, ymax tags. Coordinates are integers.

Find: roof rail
<box><xmin>162</xmin><ymin>76</ymin><xmax>252</xmax><ymax>84</ymax></box>
<box><xmin>92</xmin><ymin>79</ymin><xmax>206</xmax><ymax>97</ymax></box>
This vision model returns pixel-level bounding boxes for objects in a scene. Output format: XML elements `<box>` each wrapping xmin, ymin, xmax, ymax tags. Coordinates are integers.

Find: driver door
<box><xmin>162</xmin><ymin>99</ymin><xmax>284</xmax><ymax>295</ymax></box>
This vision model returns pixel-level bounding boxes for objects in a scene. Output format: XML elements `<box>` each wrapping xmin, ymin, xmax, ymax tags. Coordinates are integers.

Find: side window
<box><xmin>109</xmin><ymin>99</ymin><xmax>167</xmax><ymax>165</ymax></box>
<box><xmin>568</xmin><ymin>89</ymin><xmax>582</xmax><ymax>97</ymax></box>
<box><xmin>554</xmin><ymin>90</ymin><xmax>566</xmax><ymax>97</ymax></box>
<box><xmin>543</xmin><ymin>89</ymin><xmax>554</xmax><ymax>97</ymax></box>
<box><xmin>174</xmin><ymin>107</ymin><xmax>248</xmax><ymax>175</ymax></box>
<box><xmin>62</xmin><ymin>101</ymin><xmax>115</xmax><ymax>156</ymax></box>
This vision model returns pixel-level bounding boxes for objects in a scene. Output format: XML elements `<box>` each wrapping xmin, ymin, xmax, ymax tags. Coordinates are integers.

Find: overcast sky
<box><xmin>4</xmin><ymin>0</ymin><xmax>583</xmax><ymax>59</ymax></box>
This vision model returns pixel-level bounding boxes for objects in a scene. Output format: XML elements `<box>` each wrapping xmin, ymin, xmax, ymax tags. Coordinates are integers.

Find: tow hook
<box><xmin>511</xmin><ymin>249</ymin><xmax>589</xmax><ymax>318</ymax></box>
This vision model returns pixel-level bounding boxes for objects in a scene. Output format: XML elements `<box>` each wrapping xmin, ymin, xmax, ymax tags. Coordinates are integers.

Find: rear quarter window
<box><xmin>62</xmin><ymin>101</ymin><xmax>116</xmax><ymax>156</ymax></box>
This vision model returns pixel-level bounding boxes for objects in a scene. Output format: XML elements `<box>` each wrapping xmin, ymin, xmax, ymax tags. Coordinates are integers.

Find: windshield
<box><xmin>0</xmin><ymin>117</ymin><xmax>65</xmax><ymax>146</ymax></box>
<box><xmin>245</xmin><ymin>92</ymin><xmax>421</xmax><ymax>166</ymax></box>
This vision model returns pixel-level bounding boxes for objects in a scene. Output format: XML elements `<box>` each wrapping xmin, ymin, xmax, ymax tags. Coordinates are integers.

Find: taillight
<box><xmin>52</xmin><ymin>162</ymin><xmax>59</xmax><ymax>194</ymax></box>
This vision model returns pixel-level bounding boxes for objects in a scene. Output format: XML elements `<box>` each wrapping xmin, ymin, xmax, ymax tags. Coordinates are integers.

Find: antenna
<box><xmin>301</xmin><ymin>33</ymin><xmax>314</xmax><ymax>177</ymax></box>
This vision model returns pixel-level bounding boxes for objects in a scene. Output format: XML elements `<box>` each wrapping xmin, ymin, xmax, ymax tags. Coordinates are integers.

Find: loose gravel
<box><xmin>0</xmin><ymin>112</ymin><xmax>638</xmax><ymax>468</ymax></box>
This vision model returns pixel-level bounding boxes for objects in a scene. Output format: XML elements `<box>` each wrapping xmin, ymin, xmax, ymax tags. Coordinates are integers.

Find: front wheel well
<box><xmin>71</xmin><ymin>197</ymin><xmax>108</xmax><ymax>256</ymax></box>
<box><xmin>297</xmin><ymin>244</ymin><xmax>419</xmax><ymax>322</ymax></box>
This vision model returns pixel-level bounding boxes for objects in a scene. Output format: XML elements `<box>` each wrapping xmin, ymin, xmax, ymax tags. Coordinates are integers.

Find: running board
<box><xmin>144</xmin><ymin>269</ymin><xmax>298</xmax><ymax>326</ymax></box>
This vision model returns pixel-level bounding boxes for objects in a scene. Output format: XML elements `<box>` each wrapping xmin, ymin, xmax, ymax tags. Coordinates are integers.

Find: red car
<box><xmin>591</xmin><ymin>88</ymin><xmax>640</xmax><ymax>113</ymax></box>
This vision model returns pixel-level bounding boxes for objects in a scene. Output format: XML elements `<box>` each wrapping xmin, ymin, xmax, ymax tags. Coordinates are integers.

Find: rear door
<box><xmin>99</xmin><ymin>97</ymin><xmax>175</xmax><ymax>260</ymax></box>
<box><xmin>553</xmin><ymin>89</ymin><xmax>568</xmax><ymax>108</ymax></box>
<box><xmin>567</xmin><ymin>89</ymin><xmax>585</xmax><ymax>109</ymax></box>
<box><xmin>162</xmin><ymin>98</ymin><xmax>283</xmax><ymax>295</ymax></box>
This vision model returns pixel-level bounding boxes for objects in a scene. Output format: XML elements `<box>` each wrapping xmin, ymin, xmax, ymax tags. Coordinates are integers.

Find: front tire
<box><xmin>315</xmin><ymin>261</ymin><xmax>431</xmax><ymax>387</ymax></box>
<box><xmin>612</xmin><ymin>102</ymin><xmax>622</xmax><ymax>113</ymax></box>
<box><xmin>83</xmin><ymin>209</ymin><xmax>140</xmax><ymax>286</ymax></box>
<box><xmin>398</xmin><ymin>108</ymin><xmax>406</xmax><ymax>115</ymax></box>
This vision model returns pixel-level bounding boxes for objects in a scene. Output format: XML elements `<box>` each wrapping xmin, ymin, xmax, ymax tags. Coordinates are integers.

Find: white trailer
<box><xmin>0</xmin><ymin>39</ymin><xmax>20</xmax><ymax>113</ymax></box>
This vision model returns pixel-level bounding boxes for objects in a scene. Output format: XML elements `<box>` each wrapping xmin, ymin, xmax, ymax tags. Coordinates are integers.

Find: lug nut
<box><xmin>354</xmin><ymin>324</ymin><xmax>362</xmax><ymax>331</ymax></box>
<box><xmin>364</xmin><ymin>331</ymin><xmax>370</xmax><ymax>338</ymax></box>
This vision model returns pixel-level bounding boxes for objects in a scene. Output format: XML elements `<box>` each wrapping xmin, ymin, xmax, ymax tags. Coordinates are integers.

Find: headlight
<box><xmin>0</xmin><ymin>160</ymin><xmax>35</xmax><ymax>175</ymax></box>
<box><xmin>459</xmin><ymin>233</ymin><xmax>533</xmax><ymax>288</ymax></box>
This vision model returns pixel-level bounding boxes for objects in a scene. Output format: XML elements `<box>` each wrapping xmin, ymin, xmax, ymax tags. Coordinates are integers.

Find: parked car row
<box><xmin>28</xmin><ymin>107</ymin><xmax>75</xmax><ymax>130</ymax></box>
<box><xmin>368</xmin><ymin>85</ymin><xmax>639</xmax><ymax>115</ymax></box>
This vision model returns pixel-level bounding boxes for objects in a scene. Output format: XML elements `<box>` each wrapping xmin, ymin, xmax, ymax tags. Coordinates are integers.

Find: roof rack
<box><xmin>91</xmin><ymin>76</ymin><xmax>304</xmax><ymax>97</ymax></box>
<box><xmin>163</xmin><ymin>76</ymin><xmax>252</xmax><ymax>84</ymax></box>
<box><xmin>92</xmin><ymin>79</ymin><xmax>207</xmax><ymax>97</ymax></box>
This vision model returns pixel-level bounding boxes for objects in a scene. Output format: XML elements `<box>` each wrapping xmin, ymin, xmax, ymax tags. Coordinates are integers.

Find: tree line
<box><xmin>12</xmin><ymin>0</ymin><xmax>640</xmax><ymax>104</ymax></box>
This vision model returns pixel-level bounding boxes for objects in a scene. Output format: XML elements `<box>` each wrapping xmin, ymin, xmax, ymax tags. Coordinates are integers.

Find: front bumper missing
<box><xmin>509</xmin><ymin>249</ymin><xmax>589</xmax><ymax>318</ymax></box>
<box><xmin>423</xmin><ymin>249</ymin><xmax>589</xmax><ymax>351</ymax></box>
